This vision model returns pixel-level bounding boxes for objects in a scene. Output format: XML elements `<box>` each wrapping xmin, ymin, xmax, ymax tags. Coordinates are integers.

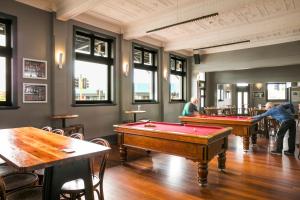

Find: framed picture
<box><xmin>23</xmin><ymin>83</ymin><xmax>47</xmax><ymax>103</ymax></box>
<box><xmin>253</xmin><ymin>92</ymin><xmax>264</xmax><ymax>98</ymax></box>
<box><xmin>23</xmin><ymin>58</ymin><xmax>47</xmax><ymax>79</ymax></box>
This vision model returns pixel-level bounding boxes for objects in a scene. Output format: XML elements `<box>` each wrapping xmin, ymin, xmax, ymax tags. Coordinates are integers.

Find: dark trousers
<box><xmin>276</xmin><ymin>119</ymin><xmax>296</xmax><ymax>152</ymax></box>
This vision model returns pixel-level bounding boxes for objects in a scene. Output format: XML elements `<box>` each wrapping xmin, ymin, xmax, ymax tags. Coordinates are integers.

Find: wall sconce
<box><xmin>163</xmin><ymin>68</ymin><xmax>168</xmax><ymax>80</ymax></box>
<box><xmin>123</xmin><ymin>63</ymin><xmax>129</xmax><ymax>76</ymax></box>
<box><xmin>255</xmin><ymin>83</ymin><xmax>263</xmax><ymax>90</ymax></box>
<box><xmin>56</xmin><ymin>51</ymin><xmax>64</xmax><ymax>69</ymax></box>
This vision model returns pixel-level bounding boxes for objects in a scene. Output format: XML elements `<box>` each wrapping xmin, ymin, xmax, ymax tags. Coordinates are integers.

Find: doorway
<box><xmin>236</xmin><ymin>83</ymin><xmax>249</xmax><ymax>115</ymax></box>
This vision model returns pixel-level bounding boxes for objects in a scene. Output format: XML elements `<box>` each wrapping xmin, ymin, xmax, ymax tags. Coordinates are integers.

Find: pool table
<box><xmin>114</xmin><ymin>121</ymin><xmax>232</xmax><ymax>186</ymax></box>
<box><xmin>179</xmin><ymin>115</ymin><xmax>258</xmax><ymax>151</ymax></box>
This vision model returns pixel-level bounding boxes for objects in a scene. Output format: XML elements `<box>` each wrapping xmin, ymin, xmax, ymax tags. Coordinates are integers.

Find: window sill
<box><xmin>132</xmin><ymin>101</ymin><xmax>159</xmax><ymax>105</ymax></box>
<box><xmin>71</xmin><ymin>103</ymin><xmax>117</xmax><ymax>107</ymax></box>
<box><xmin>0</xmin><ymin>106</ymin><xmax>20</xmax><ymax>110</ymax></box>
<box><xmin>169</xmin><ymin>100</ymin><xmax>186</xmax><ymax>104</ymax></box>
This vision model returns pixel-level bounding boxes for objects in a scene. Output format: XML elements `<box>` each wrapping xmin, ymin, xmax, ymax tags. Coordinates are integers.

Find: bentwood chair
<box><xmin>35</xmin><ymin>128</ymin><xmax>64</xmax><ymax>184</ymax></box>
<box><xmin>52</xmin><ymin>129</ymin><xmax>64</xmax><ymax>135</ymax></box>
<box><xmin>0</xmin><ymin>176</ymin><xmax>42</xmax><ymax>200</ymax></box>
<box><xmin>69</xmin><ymin>133</ymin><xmax>84</xmax><ymax>140</ymax></box>
<box><xmin>1</xmin><ymin>173</ymin><xmax>38</xmax><ymax>194</ymax></box>
<box><xmin>61</xmin><ymin>138</ymin><xmax>110</xmax><ymax>200</ymax></box>
<box><xmin>41</xmin><ymin>126</ymin><xmax>52</xmax><ymax>132</ymax></box>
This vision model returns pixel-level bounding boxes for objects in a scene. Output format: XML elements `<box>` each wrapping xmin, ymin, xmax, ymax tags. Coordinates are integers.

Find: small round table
<box><xmin>51</xmin><ymin>114</ymin><xmax>79</xmax><ymax>128</ymax></box>
<box><xmin>124</xmin><ymin>110</ymin><xmax>146</xmax><ymax>122</ymax></box>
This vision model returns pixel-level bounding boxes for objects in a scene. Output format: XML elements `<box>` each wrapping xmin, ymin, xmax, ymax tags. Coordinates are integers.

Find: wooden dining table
<box><xmin>0</xmin><ymin>127</ymin><xmax>110</xmax><ymax>200</ymax></box>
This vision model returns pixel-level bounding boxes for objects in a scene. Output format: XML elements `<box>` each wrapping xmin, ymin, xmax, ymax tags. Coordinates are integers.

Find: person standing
<box><xmin>182</xmin><ymin>97</ymin><xmax>199</xmax><ymax>116</ymax></box>
<box><xmin>252</xmin><ymin>102</ymin><xmax>296</xmax><ymax>156</ymax></box>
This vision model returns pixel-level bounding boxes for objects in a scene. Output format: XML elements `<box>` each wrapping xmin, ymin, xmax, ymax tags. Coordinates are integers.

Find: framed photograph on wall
<box><xmin>23</xmin><ymin>58</ymin><xmax>47</xmax><ymax>79</ymax></box>
<box><xmin>23</xmin><ymin>83</ymin><xmax>47</xmax><ymax>103</ymax></box>
<box><xmin>253</xmin><ymin>92</ymin><xmax>264</xmax><ymax>98</ymax></box>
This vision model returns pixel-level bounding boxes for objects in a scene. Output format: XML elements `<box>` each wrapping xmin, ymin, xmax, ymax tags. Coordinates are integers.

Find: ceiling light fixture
<box><xmin>194</xmin><ymin>40</ymin><xmax>250</xmax><ymax>50</ymax></box>
<box><xmin>146</xmin><ymin>13</ymin><xmax>219</xmax><ymax>33</ymax></box>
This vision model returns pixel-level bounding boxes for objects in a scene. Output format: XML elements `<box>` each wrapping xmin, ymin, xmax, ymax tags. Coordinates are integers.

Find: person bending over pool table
<box><xmin>182</xmin><ymin>97</ymin><xmax>199</xmax><ymax>116</ymax></box>
<box><xmin>252</xmin><ymin>102</ymin><xmax>296</xmax><ymax>156</ymax></box>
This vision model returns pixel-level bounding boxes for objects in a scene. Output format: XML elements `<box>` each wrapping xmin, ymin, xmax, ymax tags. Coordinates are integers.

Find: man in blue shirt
<box><xmin>253</xmin><ymin>102</ymin><xmax>296</xmax><ymax>156</ymax></box>
<box><xmin>182</xmin><ymin>97</ymin><xmax>199</xmax><ymax>116</ymax></box>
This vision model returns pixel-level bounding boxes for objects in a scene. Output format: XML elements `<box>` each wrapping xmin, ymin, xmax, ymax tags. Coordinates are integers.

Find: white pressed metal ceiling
<box><xmin>17</xmin><ymin>0</ymin><xmax>300</xmax><ymax>57</ymax></box>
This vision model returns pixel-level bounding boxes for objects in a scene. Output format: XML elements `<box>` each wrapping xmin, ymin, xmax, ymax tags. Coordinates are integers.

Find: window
<box><xmin>197</xmin><ymin>72</ymin><xmax>206</xmax><ymax>109</ymax></box>
<box><xmin>267</xmin><ymin>83</ymin><xmax>287</xmax><ymax>101</ymax></box>
<box><xmin>170</xmin><ymin>55</ymin><xmax>186</xmax><ymax>101</ymax></box>
<box><xmin>0</xmin><ymin>18</ymin><xmax>12</xmax><ymax>106</ymax></box>
<box><xmin>133</xmin><ymin>45</ymin><xmax>157</xmax><ymax>103</ymax></box>
<box><xmin>73</xmin><ymin>29</ymin><xmax>114</xmax><ymax>105</ymax></box>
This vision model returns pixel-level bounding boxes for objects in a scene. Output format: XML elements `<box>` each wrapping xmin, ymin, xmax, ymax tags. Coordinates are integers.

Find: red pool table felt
<box><xmin>123</xmin><ymin>121</ymin><xmax>228</xmax><ymax>137</ymax></box>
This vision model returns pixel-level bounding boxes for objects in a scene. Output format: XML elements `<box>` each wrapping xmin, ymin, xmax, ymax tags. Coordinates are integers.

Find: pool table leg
<box><xmin>197</xmin><ymin>162</ymin><xmax>208</xmax><ymax>186</ymax></box>
<box><xmin>120</xmin><ymin>145</ymin><xmax>127</xmax><ymax>164</ymax></box>
<box><xmin>251</xmin><ymin>133</ymin><xmax>257</xmax><ymax>145</ymax></box>
<box><xmin>243</xmin><ymin>136</ymin><xmax>250</xmax><ymax>151</ymax></box>
<box><xmin>218</xmin><ymin>152</ymin><xmax>226</xmax><ymax>171</ymax></box>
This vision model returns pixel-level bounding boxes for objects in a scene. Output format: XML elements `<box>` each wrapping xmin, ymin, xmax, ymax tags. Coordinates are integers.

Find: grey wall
<box><xmin>208</xmin><ymin>65</ymin><xmax>300</xmax><ymax>106</ymax></box>
<box><xmin>190</xmin><ymin>40</ymin><xmax>300</xmax><ymax>107</ymax></box>
<box><xmin>0</xmin><ymin>0</ymin><xmax>190</xmax><ymax>138</ymax></box>
<box><xmin>0</xmin><ymin>0</ymin><xmax>52</xmax><ymax>128</ymax></box>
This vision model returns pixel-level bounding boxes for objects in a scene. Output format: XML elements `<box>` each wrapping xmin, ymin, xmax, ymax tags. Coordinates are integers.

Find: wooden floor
<box><xmin>102</xmin><ymin>127</ymin><xmax>300</xmax><ymax>200</ymax></box>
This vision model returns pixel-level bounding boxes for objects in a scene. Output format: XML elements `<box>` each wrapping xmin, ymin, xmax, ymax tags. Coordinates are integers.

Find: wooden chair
<box><xmin>61</xmin><ymin>138</ymin><xmax>110</xmax><ymax>200</ymax></box>
<box><xmin>41</xmin><ymin>126</ymin><xmax>52</xmax><ymax>132</ymax></box>
<box><xmin>69</xmin><ymin>133</ymin><xmax>84</xmax><ymax>140</ymax></box>
<box><xmin>0</xmin><ymin>176</ymin><xmax>42</xmax><ymax>200</ymax></box>
<box><xmin>0</xmin><ymin>166</ymin><xmax>16</xmax><ymax>177</ymax></box>
<box><xmin>35</xmin><ymin>128</ymin><xmax>65</xmax><ymax>184</ymax></box>
<box><xmin>52</xmin><ymin>129</ymin><xmax>64</xmax><ymax>135</ymax></box>
<box><xmin>1</xmin><ymin>173</ymin><xmax>38</xmax><ymax>193</ymax></box>
<box><xmin>64</xmin><ymin>124</ymin><xmax>85</xmax><ymax>136</ymax></box>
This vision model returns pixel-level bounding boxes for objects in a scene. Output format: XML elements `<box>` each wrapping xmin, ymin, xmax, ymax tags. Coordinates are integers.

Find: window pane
<box><xmin>267</xmin><ymin>83</ymin><xmax>286</xmax><ymax>100</ymax></box>
<box><xmin>133</xmin><ymin>49</ymin><xmax>142</xmax><ymax>64</ymax></box>
<box><xmin>200</xmin><ymin>89</ymin><xmax>204</xmax><ymax>96</ymax></box>
<box><xmin>170</xmin><ymin>59</ymin><xmax>175</xmax><ymax>70</ymax></box>
<box><xmin>170</xmin><ymin>74</ymin><xmax>182</xmax><ymax>100</ymax></box>
<box><xmin>237</xmin><ymin>92</ymin><xmax>242</xmax><ymax>114</ymax></box>
<box><xmin>0</xmin><ymin>23</ymin><xmax>6</xmax><ymax>47</ymax></box>
<box><xmin>134</xmin><ymin>69</ymin><xmax>153</xmax><ymax>100</ymax></box>
<box><xmin>74</xmin><ymin>60</ymin><xmax>108</xmax><ymax>101</ymax></box>
<box><xmin>94</xmin><ymin>39</ymin><xmax>108</xmax><ymax>57</ymax></box>
<box><xmin>0</xmin><ymin>57</ymin><xmax>6</xmax><ymax>101</ymax></box>
<box><xmin>197</xmin><ymin>72</ymin><xmax>205</xmax><ymax>81</ymax></box>
<box><xmin>75</xmin><ymin>34</ymin><xmax>91</xmax><ymax>54</ymax></box>
<box><xmin>144</xmin><ymin>51</ymin><xmax>153</xmax><ymax>65</ymax></box>
<box><xmin>176</xmin><ymin>60</ymin><xmax>183</xmax><ymax>71</ymax></box>
<box><xmin>200</xmin><ymin>97</ymin><xmax>205</xmax><ymax>108</ymax></box>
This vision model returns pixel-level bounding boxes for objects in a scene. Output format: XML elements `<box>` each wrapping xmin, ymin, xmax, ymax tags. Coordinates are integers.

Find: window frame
<box><xmin>0</xmin><ymin>15</ymin><xmax>15</xmax><ymax>108</ymax></box>
<box><xmin>132</xmin><ymin>44</ymin><xmax>158</xmax><ymax>103</ymax></box>
<box><xmin>169</xmin><ymin>55</ymin><xmax>186</xmax><ymax>102</ymax></box>
<box><xmin>72</xmin><ymin>27</ymin><xmax>115</xmax><ymax>106</ymax></box>
<box><xmin>266</xmin><ymin>82</ymin><xmax>287</xmax><ymax>101</ymax></box>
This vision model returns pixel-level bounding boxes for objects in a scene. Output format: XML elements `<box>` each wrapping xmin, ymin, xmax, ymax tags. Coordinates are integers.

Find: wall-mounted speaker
<box><xmin>193</xmin><ymin>54</ymin><xmax>201</xmax><ymax>64</ymax></box>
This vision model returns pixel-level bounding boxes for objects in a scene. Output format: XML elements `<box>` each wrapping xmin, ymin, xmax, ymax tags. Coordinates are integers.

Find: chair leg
<box><xmin>95</xmin><ymin>188</ymin><xmax>101</xmax><ymax>200</ymax></box>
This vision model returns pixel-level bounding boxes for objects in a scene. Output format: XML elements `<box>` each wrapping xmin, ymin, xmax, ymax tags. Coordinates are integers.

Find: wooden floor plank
<box><xmin>102</xmin><ymin>129</ymin><xmax>300</xmax><ymax>200</ymax></box>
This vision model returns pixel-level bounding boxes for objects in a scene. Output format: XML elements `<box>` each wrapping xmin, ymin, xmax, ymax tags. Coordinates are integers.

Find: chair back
<box><xmin>52</xmin><ymin>129</ymin><xmax>64</xmax><ymax>135</ymax></box>
<box><xmin>41</xmin><ymin>126</ymin><xmax>52</xmax><ymax>132</ymax></box>
<box><xmin>69</xmin><ymin>133</ymin><xmax>84</xmax><ymax>140</ymax></box>
<box><xmin>89</xmin><ymin>138</ymin><xmax>110</xmax><ymax>185</ymax></box>
<box><xmin>0</xmin><ymin>176</ymin><xmax>6</xmax><ymax>200</ymax></box>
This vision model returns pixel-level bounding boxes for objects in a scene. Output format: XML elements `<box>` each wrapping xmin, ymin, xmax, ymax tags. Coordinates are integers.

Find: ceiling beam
<box><xmin>56</xmin><ymin>0</ymin><xmax>104</xmax><ymax>21</ymax></box>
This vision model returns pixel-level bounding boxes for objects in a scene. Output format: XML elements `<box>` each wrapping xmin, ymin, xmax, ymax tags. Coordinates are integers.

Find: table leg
<box><xmin>43</xmin><ymin>159</ymin><xmax>94</xmax><ymax>200</ymax></box>
<box><xmin>62</xmin><ymin>119</ymin><xmax>66</xmax><ymax>129</ymax></box>
<box><xmin>218</xmin><ymin>152</ymin><xmax>226</xmax><ymax>171</ymax></box>
<box><xmin>133</xmin><ymin>113</ymin><xmax>137</xmax><ymax>122</ymax></box>
<box><xmin>251</xmin><ymin>133</ymin><xmax>257</xmax><ymax>145</ymax></box>
<box><xmin>197</xmin><ymin>162</ymin><xmax>208</xmax><ymax>186</ymax></box>
<box><xmin>120</xmin><ymin>145</ymin><xmax>127</xmax><ymax>164</ymax></box>
<box><xmin>243</xmin><ymin>136</ymin><xmax>250</xmax><ymax>151</ymax></box>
